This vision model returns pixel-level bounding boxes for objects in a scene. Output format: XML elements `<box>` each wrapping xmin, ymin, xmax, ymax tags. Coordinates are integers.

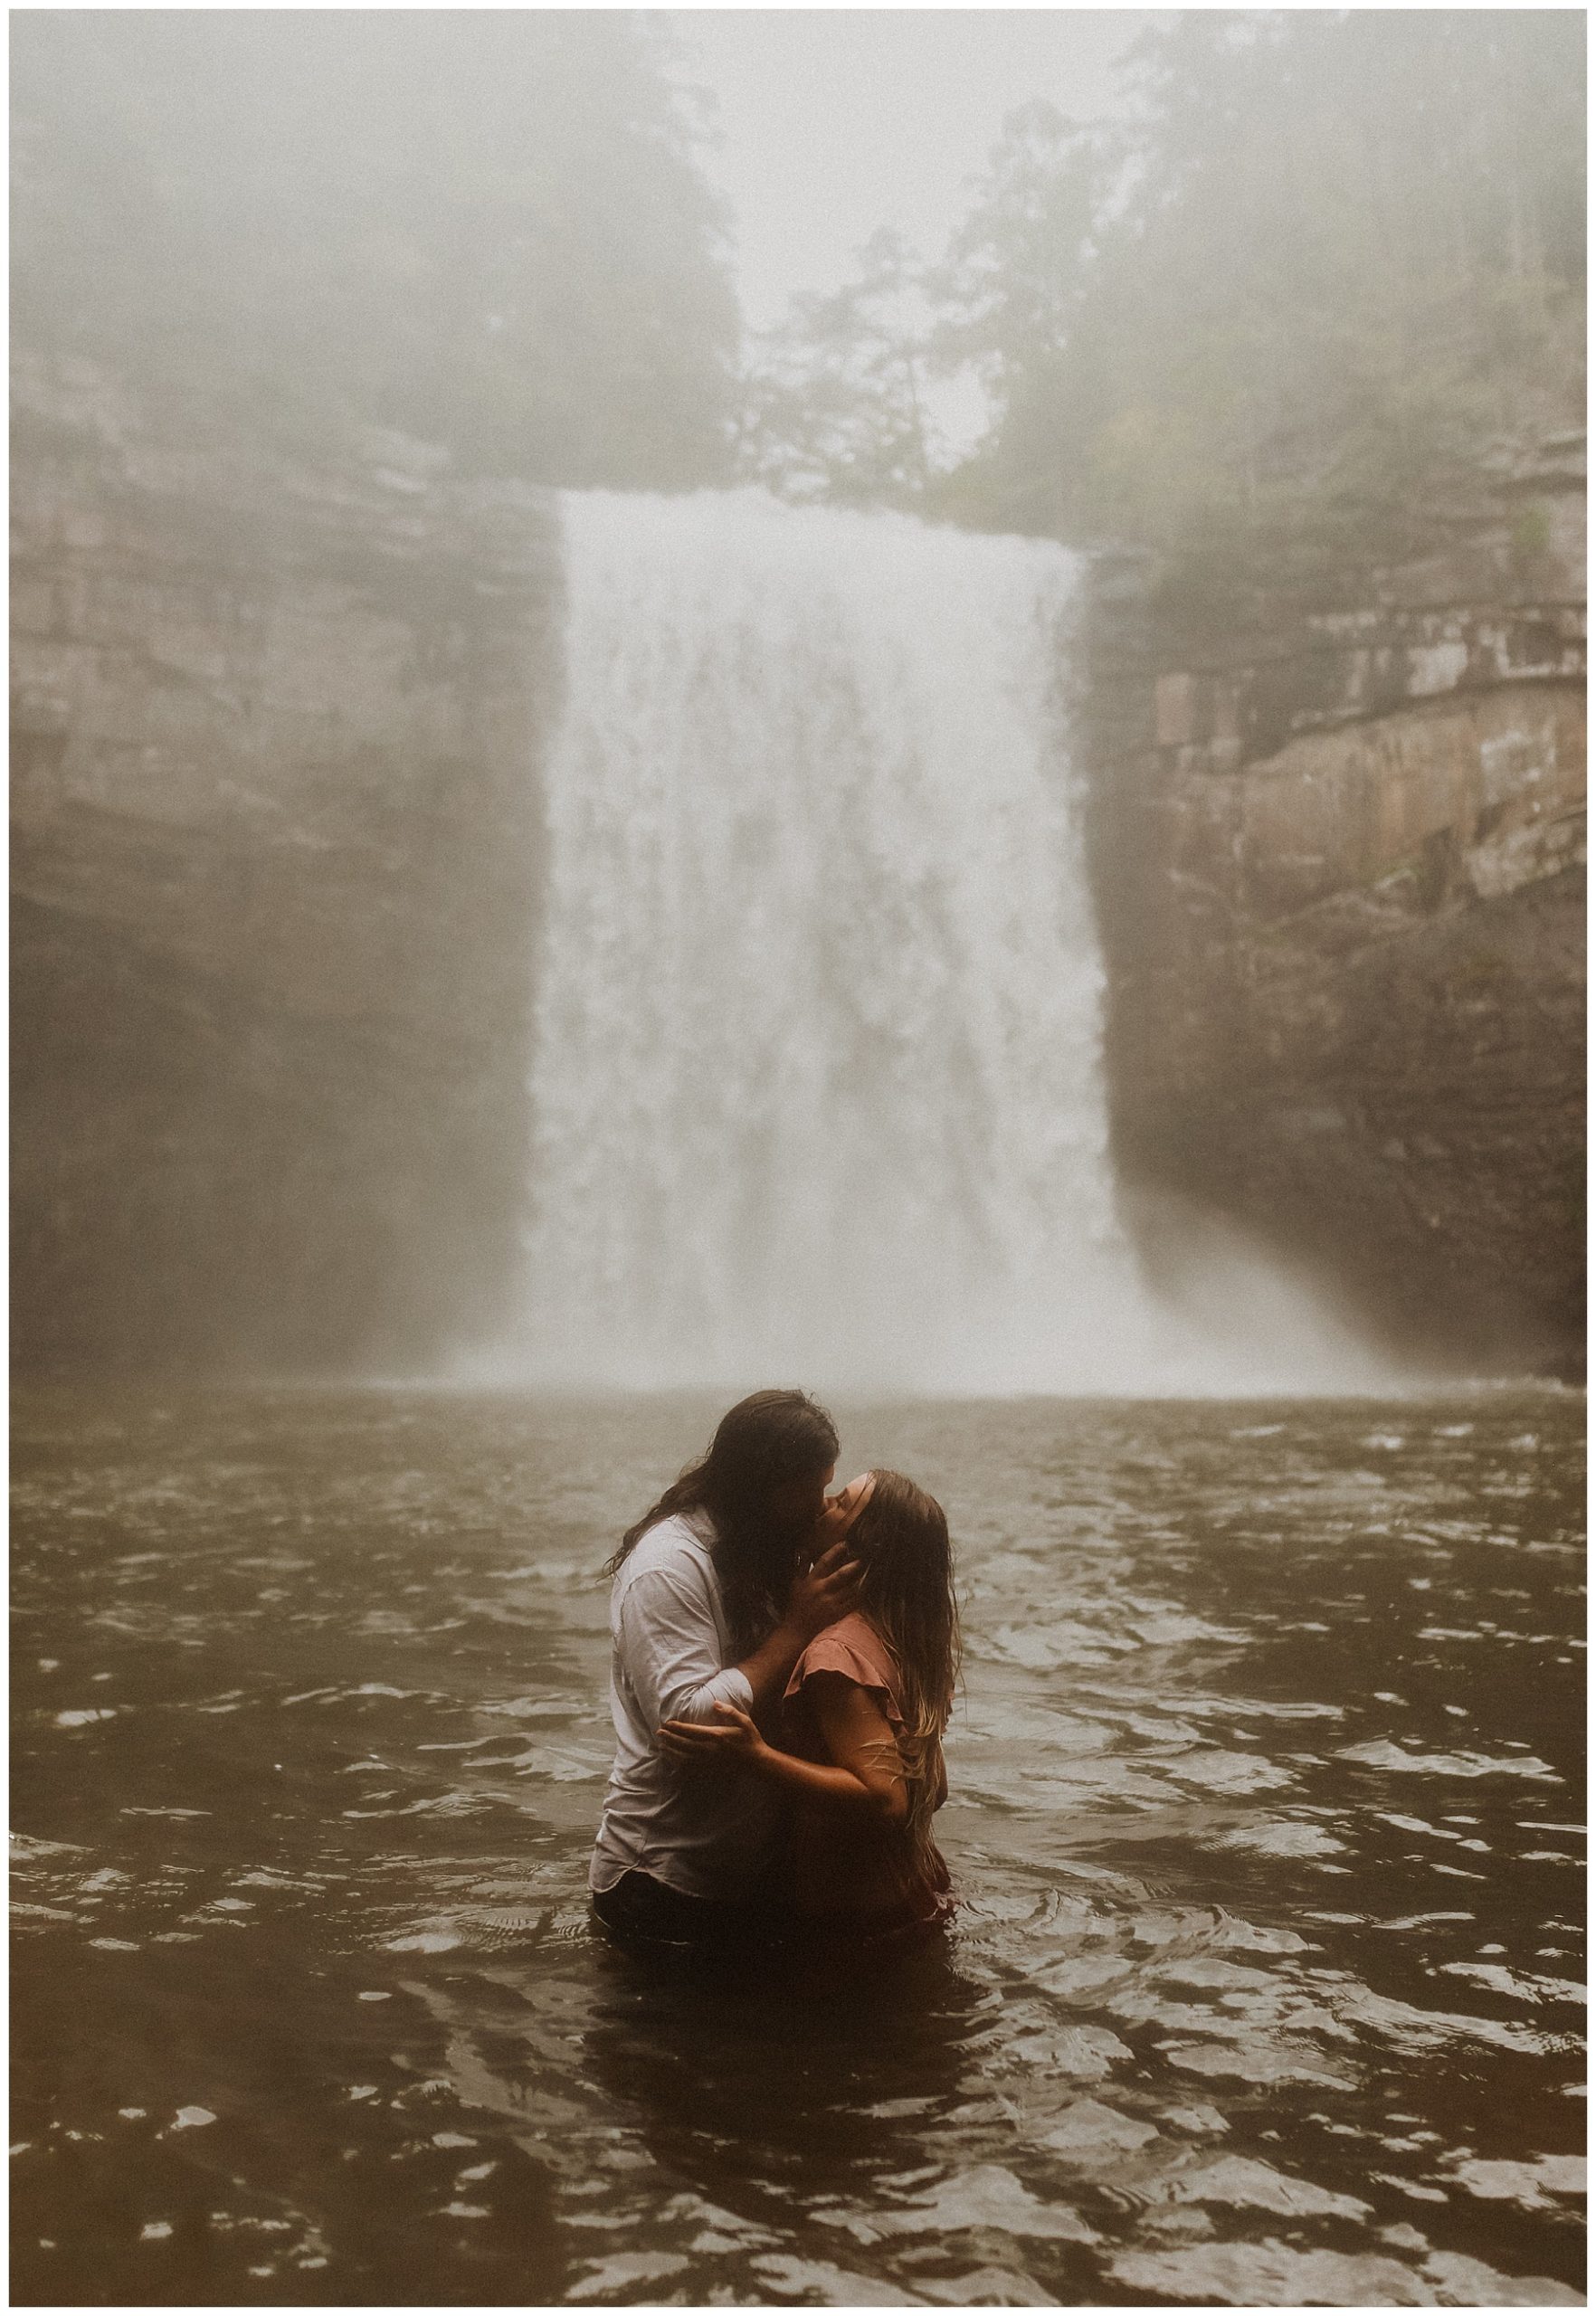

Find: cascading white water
<box><xmin>499</xmin><ymin>489</ymin><xmax>1385</xmax><ymax>1394</ymax></box>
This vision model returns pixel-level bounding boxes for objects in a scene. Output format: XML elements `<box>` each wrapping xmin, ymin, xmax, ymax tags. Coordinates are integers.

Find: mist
<box><xmin>12</xmin><ymin>9</ymin><xmax>1583</xmax><ymax>1387</ymax></box>
<box><xmin>11</xmin><ymin>15</ymin><xmax>1586</xmax><ymax>2306</ymax></box>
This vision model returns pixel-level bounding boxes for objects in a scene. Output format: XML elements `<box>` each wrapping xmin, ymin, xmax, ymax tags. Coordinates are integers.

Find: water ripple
<box><xmin>11</xmin><ymin>1384</ymin><xmax>1584</xmax><ymax>2306</ymax></box>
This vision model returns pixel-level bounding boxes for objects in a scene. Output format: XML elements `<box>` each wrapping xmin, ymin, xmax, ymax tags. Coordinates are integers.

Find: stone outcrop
<box><xmin>1084</xmin><ymin>438</ymin><xmax>1585</xmax><ymax>1376</ymax></box>
<box><xmin>12</xmin><ymin>354</ymin><xmax>559</xmax><ymax>1375</ymax></box>
<box><xmin>13</xmin><ymin>353</ymin><xmax>1584</xmax><ymax>1383</ymax></box>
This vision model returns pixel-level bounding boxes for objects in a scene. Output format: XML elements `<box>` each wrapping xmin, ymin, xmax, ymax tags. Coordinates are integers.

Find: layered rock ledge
<box><xmin>1084</xmin><ymin>444</ymin><xmax>1586</xmax><ymax>1376</ymax></box>
<box><xmin>12</xmin><ymin>356</ymin><xmax>559</xmax><ymax>1375</ymax></box>
<box><xmin>13</xmin><ymin>356</ymin><xmax>1585</xmax><ymax>1381</ymax></box>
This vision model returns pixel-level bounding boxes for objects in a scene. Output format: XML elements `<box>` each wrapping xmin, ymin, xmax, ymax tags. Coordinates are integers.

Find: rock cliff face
<box><xmin>13</xmin><ymin>360</ymin><xmax>1584</xmax><ymax>1381</ymax></box>
<box><xmin>1084</xmin><ymin>441</ymin><xmax>1586</xmax><ymax>1376</ymax></box>
<box><xmin>12</xmin><ymin>356</ymin><xmax>559</xmax><ymax>1375</ymax></box>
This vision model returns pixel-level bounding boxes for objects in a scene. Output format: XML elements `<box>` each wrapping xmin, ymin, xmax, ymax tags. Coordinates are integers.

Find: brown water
<box><xmin>11</xmin><ymin>1386</ymin><xmax>1586</xmax><ymax>2307</ymax></box>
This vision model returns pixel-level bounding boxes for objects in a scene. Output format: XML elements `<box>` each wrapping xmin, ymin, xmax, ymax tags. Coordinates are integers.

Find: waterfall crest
<box><xmin>500</xmin><ymin>489</ymin><xmax>1381</xmax><ymax>1395</ymax></box>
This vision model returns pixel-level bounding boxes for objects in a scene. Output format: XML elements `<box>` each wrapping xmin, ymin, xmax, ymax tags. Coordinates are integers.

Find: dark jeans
<box><xmin>591</xmin><ymin>1869</ymin><xmax>787</xmax><ymax>1951</ymax></box>
<box><xmin>592</xmin><ymin>1868</ymin><xmax>952</xmax><ymax>1959</ymax></box>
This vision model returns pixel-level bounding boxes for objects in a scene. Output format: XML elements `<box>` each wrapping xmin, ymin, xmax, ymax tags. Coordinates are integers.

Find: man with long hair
<box><xmin>589</xmin><ymin>1389</ymin><xmax>872</xmax><ymax>1946</ymax></box>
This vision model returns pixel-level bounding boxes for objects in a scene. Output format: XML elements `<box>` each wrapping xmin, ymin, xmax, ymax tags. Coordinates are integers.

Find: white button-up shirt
<box><xmin>589</xmin><ymin>1510</ymin><xmax>781</xmax><ymax>1901</ymax></box>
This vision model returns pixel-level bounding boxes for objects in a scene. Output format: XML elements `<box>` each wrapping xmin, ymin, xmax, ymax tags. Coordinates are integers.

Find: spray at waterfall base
<box><xmin>486</xmin><ymin>489</ymin><xmax>1395</xmax><ymax>1397</ymax></box>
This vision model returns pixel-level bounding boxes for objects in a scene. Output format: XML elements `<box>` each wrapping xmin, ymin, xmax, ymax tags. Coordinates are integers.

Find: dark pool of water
<box><xmin>11</xmin><ymin>1387</ymin><xmax>1586</xmax><ymax>2306</ymax></box>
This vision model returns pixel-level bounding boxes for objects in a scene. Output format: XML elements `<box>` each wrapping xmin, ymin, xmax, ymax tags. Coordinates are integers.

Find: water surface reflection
<box><xmin>12</xmin><ymin>1389</ymin><xmax>1585</xmax><ymax>2304</ymax></box>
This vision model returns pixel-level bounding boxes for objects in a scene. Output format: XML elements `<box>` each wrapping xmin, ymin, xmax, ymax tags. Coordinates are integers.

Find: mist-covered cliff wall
<box><xmin>12</xmin><ymin>360</ymin><xmax>1584</xmax><ymax>1382</ymax></box>
<box><xmin>12</xmin><ymin>356</ymin><xmax>558</xmax><ymax>1375</ymax></box>
<box><xmin>1084</xmin><ymin>435</ymin><xmax>1586</xmax><ymax>1377</ymax></box>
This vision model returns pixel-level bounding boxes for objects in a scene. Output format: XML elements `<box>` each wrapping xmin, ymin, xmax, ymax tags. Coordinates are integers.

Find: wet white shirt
<box><xmin>588</xmin><ymin>1510</ymin><xmax>781</xmax><ymax>1902</ymax></box>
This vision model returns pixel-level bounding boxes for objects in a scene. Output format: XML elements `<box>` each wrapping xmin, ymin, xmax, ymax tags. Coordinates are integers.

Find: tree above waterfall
<box><xmin>737</xmin><ymin>231</ymin><xmax>935</xmax><ymax>505</ymax></box>
<box><xmin>13</xmin><ymin>12</ymin><xmax>740</xmax><ymax>489</ymax></box>
<box><xmin>743</xmin><ymin>11</ymin><xmax>1585</xmax><ymax>622</ymax></box>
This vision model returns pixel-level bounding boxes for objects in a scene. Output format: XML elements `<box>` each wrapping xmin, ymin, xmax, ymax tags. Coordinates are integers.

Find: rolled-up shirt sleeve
<box><xmin>615</xmin><ymin>1562</ymin><xmax>755</xmax><ymax>1732</ymax></box>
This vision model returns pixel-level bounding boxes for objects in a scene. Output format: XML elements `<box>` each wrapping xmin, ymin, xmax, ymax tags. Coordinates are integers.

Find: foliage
<box><xmin>737</xmin><ymin>231</ymin><xmax>934</xmax><ymax>503</ymax></box>
<box><xmin>12</xmin><ymin>12</ymin><xmax>740</xmax><ymax>489</ymax></box>
<box><xmin>746</xmin><ymin>12</ymin><xmax>1586</xmax><ymax>618</ymax></box>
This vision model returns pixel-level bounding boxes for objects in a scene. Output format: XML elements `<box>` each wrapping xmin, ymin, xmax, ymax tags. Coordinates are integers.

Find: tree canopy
<box><xmin>14</xmin><ymin>9</ymin><xmax>1583</xmax><ymax>588</ymax></box>
<box><xmin>13</xmin><ymin>11</ymin><xmax>740</xmax><ymax>489</ymax></box>
<box><xmin>745</xmin><ymin>11</ymin><xmax>1585</xmax><ymax>622</ymax></box>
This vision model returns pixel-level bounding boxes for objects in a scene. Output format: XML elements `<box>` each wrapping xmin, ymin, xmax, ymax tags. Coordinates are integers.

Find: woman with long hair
<box><xmin>589</xmin><ymin>1389</ymin><xmax>873</xmax><ymax>1949</ymax></box>
<box><xmin>660</xmin><ymin>1469</ymin><xmax>959</xmax><ymax>1939</ymax></box>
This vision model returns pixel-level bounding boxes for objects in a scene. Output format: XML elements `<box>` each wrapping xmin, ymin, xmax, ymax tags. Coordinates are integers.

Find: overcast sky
<box><xmin>671</xmin><ymin>10</ymin><xmax>1160</xmax><ymax>330</ymax></box>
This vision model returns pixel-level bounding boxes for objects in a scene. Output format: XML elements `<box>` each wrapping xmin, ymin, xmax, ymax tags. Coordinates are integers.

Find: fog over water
<box><xmin>480</xmin><ymin>489</ymin><xmax>1397</xmax><ymax>1398</ymax></box>
<box><xmin>9</xmin><ymin>12</ymin><xmax>1582</xmax><ymax>2310</ymax></box>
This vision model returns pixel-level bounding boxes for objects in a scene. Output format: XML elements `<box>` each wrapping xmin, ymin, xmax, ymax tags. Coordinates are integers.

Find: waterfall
<box><xmin>499</xmin><ymin>489</ymin><xmax>1382</xmax><ymax>1395</ymax></box>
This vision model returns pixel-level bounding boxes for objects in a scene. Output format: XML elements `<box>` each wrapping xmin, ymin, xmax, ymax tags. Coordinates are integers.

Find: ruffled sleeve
<box><xmin>784</xmin><ymin>1619</ymin><xmax>905</xmax><ymax>1727</ymax></box>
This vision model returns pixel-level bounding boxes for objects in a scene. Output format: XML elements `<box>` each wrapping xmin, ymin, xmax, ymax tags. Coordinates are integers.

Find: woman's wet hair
<box><xmin>609</xmin><ymin>1389</ymin><xmax>841</xmax><ymax>1649</ymax></box>
<box><xmin>848</xmin><ymin>1468</ymin><xmax>961</xmax><ymax>1854</ymax></box>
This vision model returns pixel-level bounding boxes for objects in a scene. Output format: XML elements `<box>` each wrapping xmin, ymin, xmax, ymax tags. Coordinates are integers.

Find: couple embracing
<box><xmin>590</xmin><ymin>1390</ymin><xmax>958</xmax><ymax>1951</ymax></box>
